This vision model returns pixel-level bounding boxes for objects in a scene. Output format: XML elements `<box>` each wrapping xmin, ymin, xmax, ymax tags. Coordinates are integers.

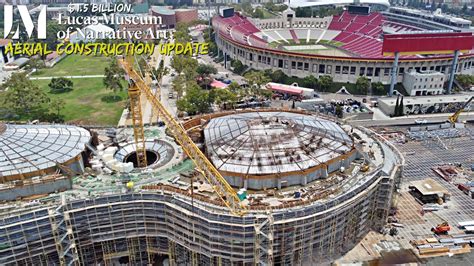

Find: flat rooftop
<box><xmin>409</xmin><ymin>178</ymin><xmax>449</xmax><ymax>196</ymax></box>
<box><xmin>378</xmin><ymin>94</ymin><xmax>473</xmax><ymax>107</ymax></box>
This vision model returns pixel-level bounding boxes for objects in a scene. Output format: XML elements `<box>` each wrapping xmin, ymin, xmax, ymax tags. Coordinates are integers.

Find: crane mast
<box><xmin>119</xmin><ymin>58</ymin><xmax>247</xmax><ymax>216</ymax></box>
<box><xmin>128</xmin><ymin>79</ymin><xmax>148</xmax><ymax>168</ymax></box>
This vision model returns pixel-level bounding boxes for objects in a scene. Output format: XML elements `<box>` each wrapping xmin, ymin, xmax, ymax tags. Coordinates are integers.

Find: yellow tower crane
<box><xmin>119</xmin><ymin>58</ymin><xmax>247</xmax><ymax>216</ymax></box>
<box><xmin>448</xmin><ymin>96</ymin><xmax>472</xmax><ymax>124</ymax></box>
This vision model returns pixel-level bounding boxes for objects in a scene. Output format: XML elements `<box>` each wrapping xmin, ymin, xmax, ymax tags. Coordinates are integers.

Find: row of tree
<box><xmin>393</xmin><ymin>95</ymin><xmax>405</xmax><ymax>117</ymax></box>
<box><xmin>229</xmin><ymin>63</ymin><xmax>391</xmax><ymax>95</ymax></box>
<box><xmin>1</xmin><ymin>73</ymin><xmax>66</xmax><ymax>122</ymax></box>
<box><xmin>456</xmin><ymin>74</ymin><xmax>474</xmax><ymax>90</ymax></box>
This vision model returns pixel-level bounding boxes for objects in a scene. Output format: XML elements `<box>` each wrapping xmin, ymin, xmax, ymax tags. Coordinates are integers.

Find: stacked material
<box><xmin>100</xmin><ymin>146</ymin><xmax>134</xmax><ymax>173</ymax></box>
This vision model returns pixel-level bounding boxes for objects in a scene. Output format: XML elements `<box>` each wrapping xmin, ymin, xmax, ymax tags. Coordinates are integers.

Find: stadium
<box><xmin>212</xmin><ymin>6</ymin><xmax>474</xmax><ymax>86</ymax></box>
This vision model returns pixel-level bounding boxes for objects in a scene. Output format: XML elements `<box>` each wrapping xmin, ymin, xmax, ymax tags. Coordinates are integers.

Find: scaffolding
<box><xmin>0</xmin><ymin>131</ymin><xmax>399</xmax><ymax>265</ymax></box>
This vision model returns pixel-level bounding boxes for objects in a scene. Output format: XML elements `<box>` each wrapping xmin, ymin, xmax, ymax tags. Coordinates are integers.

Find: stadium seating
<box><xmin>289</xmin><ymin>29</ymin><xmax>300</xmax><ymax>44</ymax></box>
<box><xmin>212</xmin><ymin>12</ymin><xmax>428</xmax><ymax>59</ymax></box>
<box><xmin>328</xmin><ymin>11</ymin><xmax>387</xmax><ymax>57</ymax></box>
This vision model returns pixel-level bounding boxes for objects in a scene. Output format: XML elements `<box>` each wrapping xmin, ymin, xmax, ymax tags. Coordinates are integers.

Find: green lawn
<box><xmin>34</xmin><ymin>79</ymin><xmax>128</xmax><ymax>125</ymax></box>
<box><xmin>33</xmin><ymin>54</ymin><xmax>112</xmax><ymax>77</ymax></box>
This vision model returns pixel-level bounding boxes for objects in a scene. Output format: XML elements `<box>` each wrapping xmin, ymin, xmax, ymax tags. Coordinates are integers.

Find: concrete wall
<box><xmin>0</xmin><ymin>178</ymin><xmax>71</xmax><ymax>201</ymax></box>
<box><xmin>402</xmin><ymin>70</ymin><xmax>445</xmax><ymax>96</ymax></box>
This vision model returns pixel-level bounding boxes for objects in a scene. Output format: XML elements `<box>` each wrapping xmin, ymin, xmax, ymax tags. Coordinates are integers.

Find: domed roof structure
<box><xmin>204</xmin><ymin>112</ymin><xmax>355</xmax><ymax>189</ymax></box>
<box><xmin>0</xmin><ymin>124</ymin><xmax>91</xmax><ymax>181</ymax></box>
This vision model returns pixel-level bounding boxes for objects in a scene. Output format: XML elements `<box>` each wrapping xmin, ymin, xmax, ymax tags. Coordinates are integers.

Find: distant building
<box><xmin>377</xmin><ymin>94</ymin><xmax>473</xmax><ymax>116</ymax></box>
<box><xmin>70</xmin><ymin>24</ymin><xmax>114</xmax><ymax>43</ymax></box>
<box><xmin>175</xmin><ymin>8</ymin><xmax>198</xmax><ymax>24</ymax></box>
<box><xmin>116</xmin><ymin>13</ymin><xmax>166</xmax><ymax>40</ymax></box>
<box><xmin>403</xmin><ymin>69</ymin><xmax>445</xmax><ymax>96</ymax></box>
<box><xmin>151</xmin><ymin>6</ymin><xmax>177</xmax><ymax>29</ymax></box>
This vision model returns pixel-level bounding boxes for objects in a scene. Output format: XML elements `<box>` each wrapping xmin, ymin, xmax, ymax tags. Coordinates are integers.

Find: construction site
<box><xmin>0</xmin><ymin>56</ymin><xmax>407</xmax><ymax>265</ymax></box>
<box><xmin>2</xmin><ymin>52</ymin><xmax>474</xmax><ymax>264</ymax></box>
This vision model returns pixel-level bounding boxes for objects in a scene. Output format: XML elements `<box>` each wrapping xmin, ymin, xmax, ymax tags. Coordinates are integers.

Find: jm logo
<box><xmin>4</xmin><ymin>5</ymin><xmax>47</xmax><ymax>39</ymax></box>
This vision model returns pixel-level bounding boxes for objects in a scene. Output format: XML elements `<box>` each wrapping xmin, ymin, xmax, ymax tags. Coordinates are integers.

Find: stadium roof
<box><xmin>289</xmin><ymin>0</ymin><xmax>390</xmax><ymax>8</ymax></box>
<box><xmin>0</xmin><ymin>124</ymin><xmax>90</xmax><ymax>179</ymax></box>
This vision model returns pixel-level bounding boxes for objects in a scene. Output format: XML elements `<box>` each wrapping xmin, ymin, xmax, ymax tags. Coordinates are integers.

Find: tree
<box><xmin>318</xmin><ymin>75</ymin><xmax>333</xmax><ymax>92</ymax></box>
<box><xmin>152</xmin><ymin>59</ymin><xmax>170</xmax><ymax>82</ymax></box>
<box><xmin>103</xmin><ymin>58</ymin><xmax>125</xmax><ymax>98</ymax></box>
<box><xmin>302</xmin><ymin>75</ymin><xmax>318</xmax><ymax>90</ymax></box>
<box><xmin>26</xmin><ymin>57</ymin><xmax>45</xmax><ymax>71</ymax></box>
<box><xmin>355</xmin><ymin>76</ymin><xmax>370</xmax><ymax>95</ymax></box>
<box><xmin>335</xmin><ymin>105</ymin><xmax>343</xmax><ymax>118</ymax></box>
<box><xmin>172</xmin><ymin>75</ymin><xmax>187</xmax><ymax>100</ymax></box>
<box><xmin>2</xmin><ymin>73</ymin><xmax>49</xmax><ymax>116</ymax></box>
<box><xmin>269</xmin><ymin>70</ymin><xmax>288</xmax><ymax>84</ymax></box>
<box><xmin>50</xmin><ymin>98</ymin><xmax>65</xmax><ymax>116</ymax></box>
<box><xmin>48</xmin><ymin>77</ymin><xmax>73</xmax><ymax>94</ymax></box>
<box><xmin>227</xmin><ymin>82</ymin><xmax>241</xmax><ymax>93</ymax></box>
<box><xmin>244</xmin><ymin>71</ymin><xmax>270</xmax><ymax>90</ymax></box>
<box><xmin>171</xmin><ymin>55</ymin><xmax>198</xmax><ymax>75</ymax></box>
<box><xmin>196</xmin><ymin>63</ymin><xmax>218</xmax><ymax>89</ymax></box>
<box><xmin>174</xmin><ymin>22</ymin><xmax>192</xmax><ymax>43</ymax></box>
<box><xmin>176</xmin><ymin>83</ymin><xmax>211</xmax><ymax>115</ymax></box>
<box><xmin>209</xmin><ymin>88</ymin><xmax>237</xmax><ymax>109</ymax></box>
<box><xmin>231</xmin><ymin>59</ymin><xmax>246</xmax><ymax>74</ymax></box>
<box><xmin>137</xmin><ymin>57</ymin><xmax>148</xmax><ymax>75</ymax></box>
<box><xmin>456</xmin><ymin>74</ymin><xmax>474</xmax><ymax>89</ymax></box>
<box><xmin>253</xmin><ymin>8</ymin><xmax>265</xmax><ymax>19</ymax></box>
<box><xmin>372</xmin><ymin>82</ymin><xmax>386</xmax><ymax>95</ymax></box>
<box><xmin>399</xmin><ymin>96</ymin><xmax>404</xmax><ymax>116</ymax></box>
<box><xmin>394</xmin><ymin>95</ymin><xmax>400</xmax><ymax>117</ymax></box>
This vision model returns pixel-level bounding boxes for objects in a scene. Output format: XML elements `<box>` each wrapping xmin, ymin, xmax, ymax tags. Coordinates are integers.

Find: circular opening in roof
<box><xmin>124</xmin><ymin>150</ymin><xmax>160</xmax><ymax>168</ymax></box>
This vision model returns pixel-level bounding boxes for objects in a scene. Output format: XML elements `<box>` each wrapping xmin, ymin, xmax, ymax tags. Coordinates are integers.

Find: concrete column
<box><xmin>447</xmin><ymin>50</ymin><xmax>460</xmax><ymax>94</ymax></box>
<box><xmin>277</xmin><ymin>180</ymin><xmax>281</xmax><ymax>190</ymax></box>
<box><xmin>389</xmin><ymin>52</ymin><xmax>400</xmax><ymax>97</ymax></box>
<box><xmin>302</xmin><ymin>175</ymin><xmax>307</xmax><ymax>186</ymax></box>
<box><xmin>243</xmin><ymin>179</ymin><xmax>248</xmax><ymax>189</ymax></box>
<box><xmin>224</xmin><ymin>52</ymin><xmax>227</xmax><ymax>69</ymax></box>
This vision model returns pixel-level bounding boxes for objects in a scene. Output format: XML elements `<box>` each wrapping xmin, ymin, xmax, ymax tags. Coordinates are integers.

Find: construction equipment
<box><xmin>360</xmin><ymin>164</ymin><xmax>369</xmax><ymax>172</ymax></box>
<box><xmin>118</xmin><ymin>57</ymin><xmax>247</xmax><ymax>216</ymax></box>
<box><xmin>128</xmin><ymin>77</ymin><xmax>148</xmax><ymax>168</ymax></box>
<box><xmin>448</xmin><ymin>96</ymin><xmax>472</xmax><ymax>124</ymax></box>
<box><xmin>431</xmin><ymin>221</ymin><xmax>450</xmax><ymax>234</ymax></box>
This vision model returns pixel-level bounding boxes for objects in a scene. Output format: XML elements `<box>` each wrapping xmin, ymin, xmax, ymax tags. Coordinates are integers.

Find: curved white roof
<box><xmin>0</xmin><ymin>124</ymin><xmax>91</xmax><ymax>178</ymax></box>
<box><xmin>289</xmin><ymin>0</ymin><xmax>390</xmax><ymax>8</ymax></box>
<box><xmin>204</xmin><ymin>112</ymin><xmax>353</xmax><ymax>175</ymax></box>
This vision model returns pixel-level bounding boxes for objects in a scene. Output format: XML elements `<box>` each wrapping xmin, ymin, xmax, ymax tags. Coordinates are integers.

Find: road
<box><xmin>349</xmin><ymin>112</ymin><xmax>474</xmax><ymax>127</ymax></box>
<box><xmin>197</xmin><ymin>33</ymin><xmax>246</xmax><ymax>85</ymax></box>
<box><xmin>29</xmin><ymin>75</ymin><xmax>104</xmax><ymax>80</ymax></box>
<box><xmin>154</xmin><ymin>45</ymin><xmax>177</xmax><ymax>118</ymax></box>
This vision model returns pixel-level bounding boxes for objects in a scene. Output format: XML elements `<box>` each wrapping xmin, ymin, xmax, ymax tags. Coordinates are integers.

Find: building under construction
<box><xmin>0</xmin><ymin>109</ymin><xmax>403</xmax><ymax>265</ymax></box>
